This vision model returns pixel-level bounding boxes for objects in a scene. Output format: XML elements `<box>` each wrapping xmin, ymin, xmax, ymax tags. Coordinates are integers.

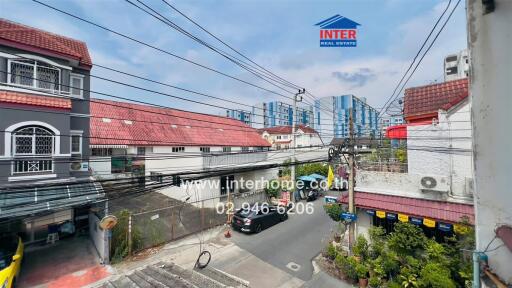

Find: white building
<box><xmin>343</xmin><ymin>79</ymin><xmax>474</xmax><ymax>242</ymax></box>
<box><xmin>444</xmin><ymin>49</ymin><xmax>469</xmax><ymax>82</ymax></box>
<box><xmin>468</xmin><ymin>0</ymin><xmax>512</xmax><ymax>284</ymax></box>
<box><xmin>258</xmin><ymin>125</ymin><xmax>323</xmax><ymax>150</ymax></box>
<box><xmin>88</xmin><ymin>100</ymin><xmax>327</xmax><ymax>208</ymax></box>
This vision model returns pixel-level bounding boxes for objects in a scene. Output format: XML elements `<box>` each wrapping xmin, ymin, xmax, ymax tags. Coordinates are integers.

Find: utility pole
<box><xmin>290</xmin><ymin>88</ymin><xmax>305</xmax><ymax>202</ymax></box>
<box><xmin>348</xmin><ymin>107</ymin><xmax>355</xmax><ymax>253</ymax></box>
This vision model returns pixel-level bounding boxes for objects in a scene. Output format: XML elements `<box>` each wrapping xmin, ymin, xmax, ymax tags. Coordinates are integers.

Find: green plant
<box><xmin>296</xmin><ymin>162</ymin><xmax>328</xmax><ymax>177</ymax></box>
<box><xmin>369</xmin><ymin>226</ymin><xmax>386</xmax><ymax>258</ymax></box>
<box><xmin>110</xmin><ymin>209</ymin><xmax>142</xmax><ymax>263</ymax></box>
<box><xmin>264</xmin><ymin>179</ymin><xmax>281</xmax><ymax>198</ymax></box>
<box><xmin>353</xmin><ymin>235</ymin><xmax>370</xmax><ymax>260</ymax></box>
<box><xmin>323</xmin><ymin>204</ymin><xmax>343</xmax><ymax>222</ymax></box>
<box><xmin>325</xmin><ymin>243</ymin><xmax>337</xmax><ymax>260</ymax></box>
<box><xmin>356</xmin><ymin>263</ymin><xmax>369</xmax><ymax>279</ymax></box>
<box><xmin>337</xmin><ymin>255</ymin><xmax>359</xmax><ymax>282</ymax></box>
<box><xmin>399</xmin><ymin>273</ymin><xmax>419</xmax><ymax>288</ymax></box>
<box><xmin>388</xmin><ymin>222</ymin><xmax>427</xmax><ymax>256</ymax></box>
<box><xmin>418</xmin><ymin>263</ymin><xmax>456</xmax><ymax>288</ymax></box>
<box><xmin>368</xmin><ymin>276</ymin><xmax>381</xmax><ymax>288</ymax></box>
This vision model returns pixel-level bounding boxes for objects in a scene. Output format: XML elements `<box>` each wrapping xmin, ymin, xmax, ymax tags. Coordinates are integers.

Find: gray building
<box><xmin>0</xmin><ymin>19</ymin><xmax>105</xmax><ymax>256</ymax></box>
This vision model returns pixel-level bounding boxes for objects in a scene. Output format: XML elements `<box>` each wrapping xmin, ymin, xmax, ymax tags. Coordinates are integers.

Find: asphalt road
<box><xmin>229</xmin><ymin>197</ymin><xmax>336</xmax><ymax>282</ymax></box>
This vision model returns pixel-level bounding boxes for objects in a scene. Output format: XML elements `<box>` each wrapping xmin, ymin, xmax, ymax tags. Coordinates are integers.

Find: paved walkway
<box><xmin>303</xmin><ymin>271</ymin><xmax>354</xmax><ymax>288</ymax></box>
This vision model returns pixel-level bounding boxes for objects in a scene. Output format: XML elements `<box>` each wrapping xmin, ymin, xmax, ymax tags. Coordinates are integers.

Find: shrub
<box><xmin>336</xmin><ymin>255</ymin><xmax>358</xmax><ymax>282</ymax></box>
<box><xmin>368</xmin><ymin>276</ymin><xmax>381</xmax><ymax>288</ymax></box>
<box><xmin>110</xmin><ymin>209</ymin><xmax>142</xmax><ymax>263</ymax></box>
<box><xmin>324</xmin><ymin>204</ymin><xmax>343</xmax><ymax>222</ymax></box>
<box><xmin>356</xmin><ymin>263</ymin><xmax>369</xmax><ymax>279</ymax></box>
<box><xmin>353</xmin><ymin>235</ymin><xmax>369</xmax><ymax>260</ymax></box>
<box><xmin>418</xmin><ymin>263</ymin><xmax>456</xmax><ymax>288</ymax></box>
<box><xmin>325</xmin><ymin>243</ymin><xmax>337</xmax><ymax>260</ymax></box>
<box><xmin>264</xmin><ymin>179</ymin><xmax>281</xmax><ymax>198</ymax></box>
<box><xmin>388</xmin><ymin>222</ymin><xmax>427</xmax><ymax>256</ymax></box>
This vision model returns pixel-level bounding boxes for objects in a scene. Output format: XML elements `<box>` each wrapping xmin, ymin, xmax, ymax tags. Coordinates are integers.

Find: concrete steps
<box><xmin>100</xmin><ymin>261</ymin><xmax>249</xmax><ymax>288</ymax></box>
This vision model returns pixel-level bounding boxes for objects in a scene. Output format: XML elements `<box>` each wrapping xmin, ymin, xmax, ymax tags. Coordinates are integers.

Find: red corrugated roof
<box><xmin>258</xmin><ymin>125</ymin><xmax>318</xmax><ymax>135</ymax></box>
<box><xmin>0</xmin><ymin>90</ymin><xmax>71</xmax><ymax>109</ymax></box>
<box><xmin>339</xmin><ymin>191</ymin><xmax>474</xmax><ymax>224</ymax></box>
<box><xmin>90</xmin><ymin>99</ymin><xmax>271</xmax><ymax>147</ymax></box>
<box><xmin>0</xmin><ymin>19</ymin><xmax>92</xmax><ymax>68</ymax></box>
<box><xmin>404</xmin><ymin>78</ymin><xmax>469</xmax><ymax>122</ymax></box>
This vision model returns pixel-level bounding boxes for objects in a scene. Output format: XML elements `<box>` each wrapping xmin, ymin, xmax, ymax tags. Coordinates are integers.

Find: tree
<box><xmin>296</xmin><ymin>163</ymin><xmax>328</xmax><ymax>177</ymax></box>
<box><xmin>388</xmin><ymin>222</ymin><xmax>427</xmax><ymax>256</ymax></box>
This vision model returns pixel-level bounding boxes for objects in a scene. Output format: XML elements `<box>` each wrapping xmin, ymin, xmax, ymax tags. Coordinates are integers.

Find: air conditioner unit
<box><xmin>419</xmin><ymin>176</ymin><xmax>450</xmax><ymax>193</ymax></box>
<box><xmin>70</xmin><ymin>161</ymin><xmax>89</xmax><ymax>172</ymax></box>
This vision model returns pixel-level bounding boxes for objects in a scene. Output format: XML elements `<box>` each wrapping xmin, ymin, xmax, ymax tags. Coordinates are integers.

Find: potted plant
<box><xmin>368</xmin><ymin>276</ymin><xmax>381</xmax><ymax>288</ymax></box>
<box><xmin>356</xmin><ymin>263</ymin><xmax>369</xmax><ymax>287</ymax></box>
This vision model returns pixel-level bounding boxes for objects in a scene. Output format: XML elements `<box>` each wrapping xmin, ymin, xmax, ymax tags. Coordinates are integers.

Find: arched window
<box><xmin>13</xmin><ymin>126</ymin><xmax>54</xmax><ymax>155</ymax></box>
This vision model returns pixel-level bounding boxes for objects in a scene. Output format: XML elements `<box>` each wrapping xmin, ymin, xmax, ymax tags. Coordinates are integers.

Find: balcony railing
<box><xmin>13</xmin><ymin>159</ymin><xmax>53</xmax><ymax>174</ymax></box>
<box><xmin>203</xmin><ymin>152</ymin><xmax>267</xmax><ymax>169</ymax></box>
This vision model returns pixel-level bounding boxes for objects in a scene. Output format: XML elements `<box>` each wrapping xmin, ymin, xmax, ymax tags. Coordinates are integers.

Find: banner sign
<box><xmin>324</xmin><ymin>196</ymin><xmax>338</xmax><ymax>204</ymax></box>
<box><xmin>386</xmin><ymin>213</ymin><xmax>397</xmax><ymax>220</ymax></box>
<box><xmin>410</xmin><ymin>217</ymin><xmax>423</xmax><ymax>225</ymax></box>
<box><xmin>398</xmin><ymin>213</ymin><xmax>409</xmax><ymax>222</ymax></box>
<box><xmin>341</xmin><ymin>212</ymin><xmax>357</xmax><ymax>222</ymax></box>
<box><xmin>438</xmin><ymin>223</ymin><xmax>453</xmax><ymax>232</ymax></box>
<box><xmin>366</xmin><ymin>210</ymin><xmax>375</xmax><ymax>215</ymax></box>
<box><xmin>423</xmin><ymin>218</ymin><xmax>436</xmax><ymax>228</ymax></box>
<box><xmin>376</xmin><ymin>210</ymin><xmax>386</xmax><ymax>219</ymax></box>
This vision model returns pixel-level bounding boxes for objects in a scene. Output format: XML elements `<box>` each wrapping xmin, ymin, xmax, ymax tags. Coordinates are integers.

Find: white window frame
<box><xmin>70</xmin><ymin>73</ymin><xmax>84</xmax><ymax>98</ymax></box>
<box><xmin>70</xmin><ymin>130</ymin><xmax>83</xmax><ymax>155</ymax></box>
<box><xmin>7</xmin><ymin>59</ymin><xmax>62</xmax><ymax>94</ymax></box>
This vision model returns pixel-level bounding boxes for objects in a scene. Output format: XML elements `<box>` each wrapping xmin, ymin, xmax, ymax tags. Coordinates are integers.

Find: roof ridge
<box><xmin>405</xmin><ymin>77</ymin><xmax>468</xmax><ymax>92</ymax></box>
<box><xmin>0</xmin><ymin>18</ymin><xmax>88</xmax><ymax>45</ymax></box>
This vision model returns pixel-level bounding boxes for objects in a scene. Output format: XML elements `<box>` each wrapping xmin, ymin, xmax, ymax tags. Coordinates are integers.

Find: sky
<box><xmin>0</xmin><ymin>0</ymin><xmax>468</xmax><ymax>117</ymax></box>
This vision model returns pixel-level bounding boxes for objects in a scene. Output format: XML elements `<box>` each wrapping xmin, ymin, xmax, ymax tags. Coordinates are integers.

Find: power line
<box><xmin>379</xmin><ymin>0</ymin><xmax>454</xmax><ymax>116</ymax></box>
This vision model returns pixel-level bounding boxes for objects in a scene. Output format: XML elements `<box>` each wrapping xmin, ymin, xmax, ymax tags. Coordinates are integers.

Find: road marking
<box><xmin>286</xmin><ymin>262</ymin><xmax>301</xmax><ymax>272</ymax></box>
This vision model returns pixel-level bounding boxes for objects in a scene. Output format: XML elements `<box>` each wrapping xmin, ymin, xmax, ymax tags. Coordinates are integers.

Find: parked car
<box><xmin>0</xmin><ymin>235</ymin><xmax>24</xmax><ymax>288</ymax></box>
<box><xmin>231</xmin><ymin>205</ymin><xmax>287</xmax><ymax>233</ymax></box>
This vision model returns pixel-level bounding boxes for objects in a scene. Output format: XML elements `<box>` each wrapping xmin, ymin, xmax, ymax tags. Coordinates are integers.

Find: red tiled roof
<box><xmin>258</xmin><ymin>125</ymin><xmax>318</xmax><ymax>135</ymax></box>
<box><xmin>339</xmin><ymin>191</ymin><xmax>474</xmax><ymax>224</ymax></box>
<box><xmin>0</xmin><ymin>19</ymin><xmax>92</xmax><ymax>68</ymax></box>
<box><xmin>0</xmin><ymin>90</ymin><xmax>71</xmax><ymax>109</ymax></box>
<box><xmin>404</xmin><ymin>78</ymin><xmax>469</xmax><ymax>121</ymax></box>
<box><xmin>90</xmin><ymin>99</ymin><xmax>271</xmax><ymax>147</ymax></box>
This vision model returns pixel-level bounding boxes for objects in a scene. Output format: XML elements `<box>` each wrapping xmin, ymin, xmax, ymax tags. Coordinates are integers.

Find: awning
<box><xmin>298</xmin><ymin>176</ymin><xmax>318</xmax><ymax>182</ymax></box>
<box><xmin>309</xmin><ymin>173</ymin><xmax>326</xmax><ymax>180</ymax></box>
<box><xmin>338</xmin><ymin>191</ymin><xmax>474</xmax><ymax>224</ymax></box>
<box><xmin>0</xmin><ymin>181</ymin><xmax>104</xmax><ymax>218</ymax></box>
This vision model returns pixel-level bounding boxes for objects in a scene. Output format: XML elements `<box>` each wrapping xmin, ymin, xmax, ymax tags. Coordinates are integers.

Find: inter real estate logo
<box><xmin>315</xmin><ymin>14</ymin><xmax>361</xmax><ymax>47</ymax></box>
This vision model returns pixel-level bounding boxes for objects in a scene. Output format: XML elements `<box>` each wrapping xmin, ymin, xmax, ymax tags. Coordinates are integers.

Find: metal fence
<box><xmin>129</xmin><ymin>190</ymin><xmax>268</xmax><ymax>252</ymax></box>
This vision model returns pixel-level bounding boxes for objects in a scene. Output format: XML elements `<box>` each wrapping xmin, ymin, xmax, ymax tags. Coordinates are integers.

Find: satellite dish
<box><xmin>99</xmin><ymin>215</ymin><xmax>118</xmax><ymax>230</ymax></box>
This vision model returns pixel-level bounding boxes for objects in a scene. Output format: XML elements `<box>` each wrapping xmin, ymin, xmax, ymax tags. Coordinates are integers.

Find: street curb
<box><xmin>311</xmin><ymin>253</ymin><xmax>321</xmax><ymax>275</ymax></box>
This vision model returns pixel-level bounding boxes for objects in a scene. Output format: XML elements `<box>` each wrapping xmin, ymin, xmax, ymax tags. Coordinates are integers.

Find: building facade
<box><xmin>444</xmin><ymin>49</ymin><xmax>469</xmax><ymax>82</ymax></box>
<box><xmin>225</xmin><ymin>108</ymin><xmax>253</xmax><ymax>126</ymax></box>
<box><xmin>258</xmin><ymin>125</ymin><xmax>324</xmax><ymax>150</ymax></box>
<box><xmin>250</xmin><ymin>101</ymin><xmax>314</xmax><ymax>129</ymax></box>
<box><xmin>468</xmin><ymin>0</ymin><xmax>512</xmax><ymax>283</ymax></box>
<box><xmin>0</xmin><ymin>19</ymin><xmax>105</xmax><ymax>258</ymax></box>
<box><xmin>315</xmin><ymin>94</ymin><xmax>379</xmax><ymax>143</ymax></box>
<box><xmin>343</xmin><ymin>78</ymin><xmax>474</xmax><ymax>247</ymax></box>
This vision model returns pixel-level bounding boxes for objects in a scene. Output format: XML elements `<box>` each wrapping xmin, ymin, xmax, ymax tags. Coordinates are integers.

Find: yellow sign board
<box><xmin>423</xmin><ymin>218</ymin><xmax>436</xmax><ymax>228</ymax></box>
<box><xmin>398</xmin><ymin>213</ymin><xmax>409</xmax><ymax>222</ymax></box>
<box><xmin>376</xmin><ymin>211</ymin><xmax>386</xmax><ymax>218</ymax></box>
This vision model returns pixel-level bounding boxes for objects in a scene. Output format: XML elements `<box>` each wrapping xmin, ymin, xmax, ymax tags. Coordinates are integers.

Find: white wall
<box><xmin>468</xmin><ymin>0</ymin><xmax>512</xmax><ymax>283</ymax></box>
<box><xmin>407</xmin><ymin>101</ymin><xmax>473</xmax><ymax>199</ymax></box>
<box><xmin>88</xmin><ymin>212</ymin><xmax>108</xmax><ymax>264</ymax></box>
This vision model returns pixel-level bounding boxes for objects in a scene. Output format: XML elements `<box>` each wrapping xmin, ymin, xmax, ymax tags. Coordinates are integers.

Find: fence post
<box><xmin>170</xmin><ymin>209</ymin><xmax>175</xmax><ymax>240</ymax></box>
<box><xmin>128</xmin><ymin>212</ymin><xmax>132</xmax><ymax>256</ymax></box>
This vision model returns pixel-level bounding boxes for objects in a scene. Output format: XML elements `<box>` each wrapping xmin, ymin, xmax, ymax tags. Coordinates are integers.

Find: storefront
<box><xmin>339</xmin><ymin>191</ymin><xmax>474</xmax><ymax>241</ymax></box>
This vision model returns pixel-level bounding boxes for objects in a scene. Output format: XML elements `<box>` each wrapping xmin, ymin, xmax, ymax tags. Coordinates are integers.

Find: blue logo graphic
<box><xmin>315</xmin><ymin>15</ymin><xmax>361</xmax><ymax>47</ymax></box>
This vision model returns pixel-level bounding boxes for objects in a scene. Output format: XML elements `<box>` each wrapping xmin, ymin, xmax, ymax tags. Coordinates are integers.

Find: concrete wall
<box><xmin>354</xmin><ymin>170</ymin><xmax>470</xmax><ymax>203</ymax></box>
<box><xmin>468</xmin><ymin>0</ymin><xmax>512</xmax><ymax>283</ymax></box>
<box><xmin>407</xmin><ymin>100</ymin><xmax>473</xmax><ymax>199</ymax></box>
